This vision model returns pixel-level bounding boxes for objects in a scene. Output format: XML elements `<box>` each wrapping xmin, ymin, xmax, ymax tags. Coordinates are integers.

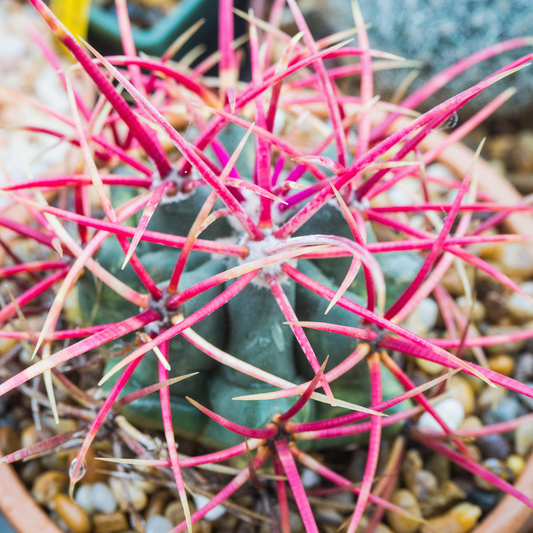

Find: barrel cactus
<box><xmin>3</xmin><ymin>1</ymin><xmax>533</xmax><ymax>532</ymax></box>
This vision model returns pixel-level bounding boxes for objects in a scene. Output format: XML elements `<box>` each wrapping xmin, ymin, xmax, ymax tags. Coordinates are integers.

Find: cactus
<box><xmin>3</xmin><ymin>1</ymin><xmax>533</xmax><ymax>532</ymax></box>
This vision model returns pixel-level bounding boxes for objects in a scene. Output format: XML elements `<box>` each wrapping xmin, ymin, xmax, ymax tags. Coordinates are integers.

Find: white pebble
<box><xmin>193</xmin><ymin>494</ymin><xmax>226</xmax><ymax>521</ymax></box>
<box><xmin>508</xmin><ymin>282</ymin><xmax>533</xmax><ymax>322</ymax></box>
<box><xmin>402</xmin><ymin>298</ymin><xmax>439</xmax><ymax>337</ymax></box>
<box><xmin>426</xmin><ymin>163</ymin><xmax>456</xmax><ymax>180</ymax></box>
<box><xmin>146</xmin><ymin>515</ymin><xmax>174</xmax><ymax>533</ymax></box>
<box><xmin>74</xmin><ymin>484</ymin><xmax>94</xmax><ymax>515</ymax></box>
<box><xmin>301</xmin><ymin>467</ymin><xmax>321</xmax><ymax>488</ymax></box>
<box><xmin>109</xmin><ymin>477</ymin><xmax>148</xmax><ymax>511</ymax></box>
<box><xmin>515</xmin><ymin>422</ymin><xmax>533</xmax><ymax>455</ymax></box>
<box><xmin>388</xmin><ymin>186</ymin><xmax>412</xmax><ymax>206</ymax></box>
<box><xmin>91</xmin><ymin>482</ymin><xmax>117</xmax><ymax>514</ymax></box>
<box><xmin>418</xmin><ymin>398</ymin><xmax>465</xmax><ymax>433</ymax></box>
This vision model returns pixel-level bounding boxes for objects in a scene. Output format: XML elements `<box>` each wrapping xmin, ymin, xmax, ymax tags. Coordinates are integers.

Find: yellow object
<box><xmin>50</xmin><ymin>0</ymin><xmax>92</xmax><ymax>41</ymax></box>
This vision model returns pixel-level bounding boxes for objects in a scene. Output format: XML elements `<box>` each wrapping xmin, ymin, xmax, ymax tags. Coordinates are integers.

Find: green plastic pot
<box><xmin>88</xmin><ymin>0</ymin><xmax>217</xmax><ymax>58</ymax></box>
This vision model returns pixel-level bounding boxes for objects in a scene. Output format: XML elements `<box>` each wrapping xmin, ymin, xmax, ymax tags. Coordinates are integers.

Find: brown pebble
<box><xmin>403</xmin><ymin>449</ymin><xmax>423</xmax><ymax>493</ymax></box>
<box><xmin>421</xmin><ymin>503</ymin><xmax>481</xmax><ymax>533</ymax></box>
<box><xmin>420</xmin><ymin>481</ymin><xmax>466</xmax><ymax>519</ymax></box>
<box><xmin>165</xmin><ymin>500</ymin><xmax>197</xmax><ymax>527</ymax></box>
<box><xmin>0</xmin><ymin>426</ymin><xmax>20</xmax><ymax>455</ymax></box>
<box><xmin>93</xmin><ymin>512</ymin><xmax>128</xmax><ymax>533</ymax></box>
<box><xmin>386</xmin><ymin>489</ymin><xmax>422</xmax><ymax>533</ymax></box>
<box><xmin>354</xmin><ymin>516</ymin><xmax>394</xmax><ymax>533</ymax></box>
<box><xmin>145</xmin><ymin>490</ymin><xmax>172</xmax><ymax>521</ymax></box>
<box><xmin>21</xmin><ymin>424</ymin><xmax>39</xmax><ymax>449</ymax></box>
<box><xmin>412</xmin><ymin>470</ymin><xmax>439</xmax><ymax>503</ymax></box>
<box><xmin>19</xmin><ymin>459</ymin><xmax>42</xmax><ymax>485</ymax></box>
<box><xmin>474</xmin><ymin>458</ymin><xmax>514</xmax><ymax>490</ymax></box>
<box><xmin>484</xmin><ymin>325</ymin><xmax>527</xmax><ymax>355</ymax></box>
<box><xmin>425</xmin><ymin>454</ymin><xmax>450</xmax><ymax>485</ymax></box>
<box><xmin>32</xmin><ymin>470</ymin><xmax>69</xmax><ymax>506</ymax></box>
<box><xmin>465</xmin><ymin>445</ymin><xmax>482</xmax><ymax>464</ymax></box>
<box><xmin>449</xmin><ymin>376</ymin><xmax>475</xmax><ymax>415</ymax></box>
<box><xmin>440</xmin><ymin>267</ymin><xmax>464</xmax><ymax>297</ymax></box>
<box><xmin>54</xmin><ymin>493</ymin><xmax>92</xmax><ymax>533</ymax></box>
<box><xmin>488</xmin><ymin>354</ymin><xmax>515</xmax><ymax>376</ymax></box>
<box><xmin>483</xmin><ymin>291</ymin><xmax>509</xmax><ymax>324</ymax></box>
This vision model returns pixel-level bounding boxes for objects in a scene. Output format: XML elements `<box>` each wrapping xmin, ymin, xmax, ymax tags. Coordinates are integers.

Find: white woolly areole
<box><xmin>151</xmin><ymin>167</ymin><xmax>198</xmax><ymax>205</ymax></box>
<box><xmin>240</xmin><ymin>232</ymin><xmax>296</xmax><ymax>288</ymax></box>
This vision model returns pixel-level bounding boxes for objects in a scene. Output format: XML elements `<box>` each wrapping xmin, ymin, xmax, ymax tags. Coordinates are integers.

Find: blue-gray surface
<box><xmin>297</xmin><ymin>0</ymin><xmax>533</xmax><ymax>117</ymax></box>
<box><xmin>0</xmin><ymin>512</ymin><xmax>15</xmax><ymax>533</ymax></box>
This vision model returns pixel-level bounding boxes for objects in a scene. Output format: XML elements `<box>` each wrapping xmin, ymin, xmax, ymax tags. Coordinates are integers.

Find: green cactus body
<box><xmin>88</xmin><ymin>188</ymin><xmax>415</xmax><ymax>450</ymax></box>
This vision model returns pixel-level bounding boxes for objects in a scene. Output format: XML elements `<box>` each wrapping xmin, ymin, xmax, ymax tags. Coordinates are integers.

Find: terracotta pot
<box><xmin>0</xmin><ymin>454</ymin><xmax>62</xmax><ymax>533</ymax></box>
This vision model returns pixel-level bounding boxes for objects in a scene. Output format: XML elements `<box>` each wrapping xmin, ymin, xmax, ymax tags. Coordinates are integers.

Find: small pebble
<box><xmin>420</xmin><ymin>481</ymin><xmax>465</xmax><ymax>519</ymax></box>
<box><xmin>425</xmin><ymin>454</ymin><xmax>450</xmax><ymax>485</ymax></box>
<box><xmin>474</xmin><ymin>458</ymin><xmax>514</xmax><ymax>491</ymax></box>
<box><xmin>440</xmin><ymin>267</ymin><xmax>465</xmax><ymax>297</ymax></box>
<box><xmin>456</xmin><ymin>297</ymin><xmax>485</xmax><ymax>322</ymax></box>
<box><xmin>109</xmin><ymin>477</ymin><xmax>147</xmax><ymax>511</ymax></box>
<box><xmin>75</xmin><ymin>484</ymin><xmax>94</xmax><ymax>515</ymax></box>
<box><xmin>19</xmin><ymin>460</ymin><xmax>42</xmax><ymax>485</ymax></box>
<box><xmin>452</xmin><ymin>477</ymin><xmax>476</xmax><ymax>496</ymax></box>
<box><xmin>477</xmin><ymin>387</ymin><xmax>505</xmax><ymax>412</ymax></box>
<box><xmin>165</xmin><ymin>500</ymin><xmax>189</xmax><ymax>526</ymax></box>
<box><xmin>465</xmin><ymin>445</ymin><xmax>483</xmax><ymax>464</ymax></box>
<box><xmin>421</xmin><ymin>502</ymin><xmax>482</xmax><ymax>533</ymax></box>
<box><xmin>449</xmin><ymin>376</ymin><xmax>475</xmax><ymax>414</ymax></box>
<box><xmin>0</xmin><ymin>325</ymin><xmax>17</xmax><ymax>355</ymax></box>
<box><xmin>20</xmin><ymin>424</ymin><xmax>39</xmax><ymax>449</ymax></box>
<box><xmin>40</xmin><ymin>451</ymin><xmax>69</xmax><ymax>472</ymax></box>
<box><xmin>484</xmin><ymin>325</ymin><xmax>527</xmax><ymax>355</ymax></box>
<box><xmin>417</xmin><ymin>398</ymin><xmax>465</xmax><ymax>433</ymax></box>
<box><xmin>93</xmin><ymin>511</ymin><xmax>128</xmax><ymax>533</ymax></box>
<box><xmin>301</xmin><ymin>467</ymin><xmax>321</xmax><ymax>488</ymax></box>
<box><xmin>481</xmin><ymin>395</ymin><xmax>526</xmax><ymax>426</ymax></box>
<box><xmin>508</xmin><ymin>282</ymin><xmax>533</xmax><ymax>322</ymax></box>
<box><xmin>146</xmin><ymin>490</ymin><xmax>172</xmax><ymax>521</ymax></box>
<box><xmin>515</xmin><ymin>422</ymin><xmax>533</xmax><ymax>455</ymax></box>
<box><xmin>146</xmin><ymin>515</ymin><xmax>173</xmax><ymax>533</ymax></box>
<box><xmin>403</xmin><ymin>449</ymin><xmax>423</xmax><ymax>492</ymax></box>
<box><xmin>483</xmin><ymin>291</ymin><xmax>509</xmax><ymax>324</ymax></box>
<box><xmin>54</xmin><ymin>493</ymin><xmax>92</xmax><ymax>533</ymax></box>
<box><xmin>403</xmin><ymin>298</ymin><xmax>439</xmax><ymax>337</ymax></box>
<box><xmin>193</xmin><ymin>494</ymin><xmax>226</xmax><ymax>521</ymax></box>
<box><xmin>476</xmin><ymin>433</ymin><xmax>511</xmax><ymax>460</ymax></box>
<box><xmin>499</xmin><ymin>243</ymin><xmax>533</xmax><ymax>279</ymax></box>
<box><xmin>459</xmin><ymin>415</ymin><xmax>483</xmax><ymax>437</ymax></box>
<box><xmin>0</xmin><ymin>426</ymin><xmax>20</xmax><ymax>455</ymax></box>
<box><xmin>466</xmin><ymin>490</ymin><xmax>500</xmax><ymax>515</ymax></box>
<box><xmin>514</xmin><ymin>353</ymin><xmax>533</xmax><ymax>382</ymax></box>
<box><xmin>507</xmin><ymin>454</ymin><xmax>526</xmax><ymax>477</ymax></box>
<box><xmin>415</xmin><ymin>359</ymin><xmax>444</xmax><ymax>376</ymax></box>
<box><xmin>386</xmin><ymin>489</ymin><xmax>422</xmax><ymax>533</ymax></box>
<box><xmin>32</xmin><ymin>470</ymin><xmax>69</xmax><ymax>507</ymax></box>
<box><xmin>487</xmin><ymin>354</ymin><xmax>515</xmax><ymax>377</ymax></box>
<box><xmin>518</xmin><ymin>385</ymin><xmax>533</xmax><ymax>411</ymax></box>
<box><xmin>412</xmin><ymin>470</ymin><xmax>439</xmax><ymax>502</ymax></box>
<box><xmin>355</xmin><ymin>517</ymin><xmax>393</xmax><ymax>533</ymax></box>
<box><xmin>92</xmin><ymin>482</ymin><xmax>117</xmax><ymax>514</ymax></box>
